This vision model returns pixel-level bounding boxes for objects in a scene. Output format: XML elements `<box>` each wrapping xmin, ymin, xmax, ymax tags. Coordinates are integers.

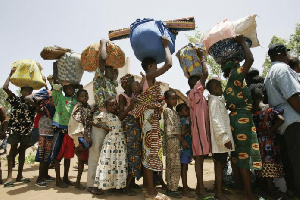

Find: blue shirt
<box><xmin>264</xmin><ymin>61</ymin><xmax>300</xmax><ymax>134</ymax></box>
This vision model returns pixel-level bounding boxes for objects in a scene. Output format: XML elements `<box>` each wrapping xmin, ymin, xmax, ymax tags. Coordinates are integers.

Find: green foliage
<box><xmin>262</xmin><ymin>24</ymin><xmax>300</xmax><ymax>77</ymax></box>
<box><xmin>25</xmin><ymin>152</ymin><xmax>36</xmax><ymax>165</ymax></box>
<box><xmin>0</xmin><ymin>87</ymin><xmax>11</xmax><ymax>114</ymax></box>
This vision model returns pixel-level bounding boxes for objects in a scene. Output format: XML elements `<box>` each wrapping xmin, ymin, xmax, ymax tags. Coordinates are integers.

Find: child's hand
<box><xmin>140</xmin><ymin>71</ymin><xmax>145</xmax><ymax>77</ymax></box>
<box><xmin>100</xmin><ymin>39</ymin><xmax>108</xmax><ymax>44</ymax></box>
<box><xmin>84</xmin><ymin>136</ymin><xmax>92</xmax><ymax>147</ymax></box>
<box><xmin>224</xmin><ymin>141</ymin><xmax>233</xmax><ymax>150</ymax></box>
<box><xmin>10</xmin><ymin>67</ymin><xmax>17</xmax><ymax>76</ymax></box>
<box><xmin>161</xmin><ymin>36</ymin><xmax>170</xmax><ymax>48</ymax></box>
<box><xmin>182</xmin><ymin>140</ymin><xmax>189</xmax><ymax>149</ymax></box>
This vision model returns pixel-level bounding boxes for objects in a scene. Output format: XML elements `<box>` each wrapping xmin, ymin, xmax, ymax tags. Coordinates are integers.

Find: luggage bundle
<box><xmin>177</xmin><ymin>43</ymin><xmax>206</xmax><ymax>78</ymax></box>
<box><xmin>56</xmin><ymin>52</ymin><xmax>83</xmax><ymax>85</ymax></box>
<box><xmin>10</xmin><ymin>59</ymin><xmax>46</xmax><ymax>89</ymax></box>
<box><xmin>81</xmin><ymin>41</ymin><xmax>125</xmax><ymax>72</ymax></box>
<box><xmin>203</xmin><ymin>14</ymin><xmax>259</xmax><ymax>64</ymax></box>
<box><xmin>40</xmin><ymin>46</ymin><xmax>72</xmax><ymax>60</ymax></box>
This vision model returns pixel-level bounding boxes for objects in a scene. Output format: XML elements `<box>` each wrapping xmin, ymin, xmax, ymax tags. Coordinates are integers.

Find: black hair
<box><xmin>105</xmin><ymin>96</ymin><xmax>116</xmax><ymax>108</ymax></box>
<box><xmin>141</xmin><ymin>57</ymin><xmax>156</xmax><ymax>71</ymax></box>
<box><xmin>250</xmin><ymin>87</ymin><xmax>264</xmax><ymax>103</ymax></box>
<box><xmin>164</xmin><ymin>90</ymin><xmax>176</xmax><ymax>100</ymax></box>
<box><xmin>246</xmin><ymin>68</ymin><xmax>264</xmax><ymax>86</ymax></box>
<box><xmin>77</xmin><ymin>89</ymin><xmax>88</xmax><ymax>96</ymax></box>
<box><xmin>289</xmin><ymin>57</ymin><xmax>300</xmax><ymax>69</ymax></box>
<box><xmin>188</xmin><ymin>75</ymin><xmax>200</xmax><ymax>89</ymax></box>
<box><xmin>176</xmin><ymin>103</ymin><xmax>188</xmax><ymax>113</ymax></box>
<box><xmin>20</xmin><ymin>87</ymin><xmax>33</xmax><ymax>91</ymax></box>
<box><xmin>206</xmin><ymin>79</ymin><xmax>221</xmax><ymax>93</ymax></box>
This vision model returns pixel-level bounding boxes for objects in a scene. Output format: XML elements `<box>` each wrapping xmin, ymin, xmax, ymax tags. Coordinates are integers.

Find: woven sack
<box><xmin>57</xmin><ymin>52</ymin><xmax>83</xmax><ymax>84</ymax></box>
<box><xmin>81</xmin><ymin>42</ymin><xmax>125</xmax><ymax>71</ymax></box>
<box><xmin>40</xmin><ymin>46</ymin><xmax>72</xmax><ymax>60</ymax></box>
<box><xmin>176</xmin><ymin>43</ymin><xmax>205</xmax><ymax>78</ymax></box>
<box><xmin>10</xmin><ymin>59</ymin><xmax>46</xmax><ymax>89</ymax></box>
<box><xmin>130</xmin><ymin>18</ymin><xmax>176</xmax><ymax>64</ymax></box>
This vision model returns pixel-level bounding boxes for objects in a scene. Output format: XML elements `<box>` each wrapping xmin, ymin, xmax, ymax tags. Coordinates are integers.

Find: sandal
<box><xmin>87</xmin><ymin>188</ymin><xmax>104</xmax><ymax>195</ymax></box>
<box><xmin>35</xmin><ymin>181</ymin><xmax>48</xmax><ymax>188</ymax></box>
<box><xmin>17</xmin><ymin>177</ymin><xmax>31</xmax><ymax>183</ymax></box>
<box><xmin>45</xmin><ymin>176</ymin><xmax>55</xmax><ymax>182</ymax></box>
<box><xmin>145</xmin><ymin>192</ymin><xmax>171</xmax><ymax>200</ymax></box>
<box><xmin>196</xmin><ymin>195</ymin><xmax>216</xmax><ymax>200</ymax></box>
<box><xmin>4</xmin><ymin>181</ymin><xmax>15</xmax><ymax>187</ymax></box>
<box><xmin>165</xmin><ymin>191</ymin><xmax>182</xmax><ymax>199</ymax></box>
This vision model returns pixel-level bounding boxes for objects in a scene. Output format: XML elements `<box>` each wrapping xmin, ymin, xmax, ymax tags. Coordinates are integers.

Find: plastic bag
<box><xmin>130</xmin><ymin>18</ymin><xmax>176</xmax><ymax>64</ymax></box>
<box><xmin>10</xmin><ymin>59</ymin><xmax>46</xmax><ymax>89</ymax></box>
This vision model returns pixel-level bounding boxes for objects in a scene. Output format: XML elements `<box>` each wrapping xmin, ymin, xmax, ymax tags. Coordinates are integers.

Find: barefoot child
<box><xmin>187</xmin><ymin>47</ymin><xmax>212</xmax><ymax>199</ymax></box>
<box><xmin>51</xmin><ymin>82</ymin><xmax>78</xmax><ymax>188</ymax></box>
<box><xmin>251</xmin><ymin>87</ymin><xmax>284</xmax><ymax>200</ymax></box>
<box><xmin>163</xmin><ymin>90</ymin><xmax>188</xmax><ymax>198</ymax></box>
<box><xmin>131</xmin><ymin>36</ymin><xmax>172</xmax><ymax>200</ymax></box>
<box><xmin>93</xmin><ymin>97</ymin><xmax>127</xmax><ymax>191</ymax></box>
<box><xmin>206</xmin><ymin>78</ymin><xmax>235</xmax><ymax>200</ymax></box>
<box><xmin>68</xmin><ymin>89</ymin><xmax>93</xmax><ymax>190</ymax></box>
<box><xmin>3</xmin><ymin>67</ymin><xmax>37</xmax><ymax>187</ymax></box>
<box><xmin>117</xmin><ymin>74</ymin><xmax>142</xmax><ymax>196</ymax></box>
<box><xmin>176</xmin><ymin>103</ymin><xmax>194</xmax><ymax>198</ymax></box>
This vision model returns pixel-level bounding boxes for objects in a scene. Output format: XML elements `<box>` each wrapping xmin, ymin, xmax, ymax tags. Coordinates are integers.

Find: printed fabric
<box><xmin>180</xmin><ymin>117</ymin><xmax>193</xmax><ymax>158</ymax></box>
<box><xmin>94</xmin><ymin>112</ymin><xmax>127</xmax><ymax>190</ymax></box>
<box><xmin>224</xmin><ymin>66</ymin><xmax>262</xmax><ymax>170</ymax></box>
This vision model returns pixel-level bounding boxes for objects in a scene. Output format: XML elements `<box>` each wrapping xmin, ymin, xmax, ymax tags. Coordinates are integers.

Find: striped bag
<box><xmin>57</xmin><ymin>52</ymin><xmax>83</xmax><ymax>84</ymax></box>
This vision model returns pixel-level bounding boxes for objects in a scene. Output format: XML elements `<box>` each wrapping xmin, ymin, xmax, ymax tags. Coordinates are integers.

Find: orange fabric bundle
<box><xmin>81</xmin><ymin>42</ymin><xmax>125</xmax><ymax>72</ymax></box>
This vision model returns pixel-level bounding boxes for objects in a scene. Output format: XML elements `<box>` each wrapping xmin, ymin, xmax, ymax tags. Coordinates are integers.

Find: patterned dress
<box><xmin>117</xmin><ymin>93</ymin><xmax>142</xmax><ymax>179</ymax></box>
<box><xmin>94</xmin><ymin>112</ymin><xmax>127</xmax><ymax>190</ymax></box>
<box><xmin>131</xmin><ymin>82</ymin><xmax>164</xmax><ymax>171</ymax></box>
<box><xmin>253</xmin><ymin>107</ymin><xmax>284</xmax><ymax>178</ymax></box>
<box><xmin>224</xmin><ymin>66</ymin><xmax>262</xmax><ymax>170</ymax></box>
<box><xmin>188</xmin><ymin>80</ymin><xmax>211</xmax><ymax>156</ymax></box>
<box><xmin>163</xmin><ymin>107</ymin><xmax>181</xmax><ymax>192</ymax></box>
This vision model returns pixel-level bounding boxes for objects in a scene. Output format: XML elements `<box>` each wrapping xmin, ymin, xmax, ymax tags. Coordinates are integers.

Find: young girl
<box><xmin>163</xmin><ymin>90</ymin><xmax>187</xmax><ymax>198</ymax></box>
<box><xmin>68</xmin><ymin>89</ymin><xmax>93</xmax><ymax>190</ymax></box>
<box><xmin>176</xmin><ymin>103</ymin><xmax>194</xmax><ymax>198</ymax></box>
<box><xmin>251</xmin><ymin>88</ymin><xmax>284</xmax><ymax>200</ymax></box>
<box><xmin>187</xmin><ymin>48</ymin><xmax>212</xmax><ymax>199</ymax></box>
<box><xmin>117</xmin><ymin>74</ymin><xmax>142</xmax><ymax>196</ymax></box>
<box><xmin>0</xmin><ymin>106</ymin><xmax>8</xmax><ymax>184</ymax></box>
<box><xmin>93</xmin><ymin>97</ymin><xmax>127</xmax><ymax>191</ymax></box>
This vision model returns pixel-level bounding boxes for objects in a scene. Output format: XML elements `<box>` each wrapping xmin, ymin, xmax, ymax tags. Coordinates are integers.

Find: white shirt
<box><xmin>208</xmin><ymin>95</ymin><xmax>235</xmax><ymax>153</ymax></box>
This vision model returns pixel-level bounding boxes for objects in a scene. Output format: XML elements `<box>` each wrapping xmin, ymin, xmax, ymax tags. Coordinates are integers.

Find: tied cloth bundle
<box><xmin>108</xmin><ymin>16</ymin><xmax>196</xmax><ymax>41</ymax></box>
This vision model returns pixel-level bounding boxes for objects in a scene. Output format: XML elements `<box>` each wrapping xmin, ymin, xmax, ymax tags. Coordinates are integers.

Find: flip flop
<box><xmin>165</xmin><ymin>191</ymin><xmax>182</xmax><ymax>199</ymax></box>
<box><xmin>196</xmin><ymin>195</ymin><xmax>215</xmax><ymax>200</ymax></box>
<box><xmin>17</xmin><ymin>178</ymin><xmax>31</xmax><ymax>183</ymax></box>
<box><xmin>35</xmin><ymin>181</ymin><xmax>48</xmax><ymax>188</ymax></box>
<box><xmin>145</xmin><ymin>192</ymin><xmax>171</xmax><ymax>200</ymax></box>
<box><xmin>87</xmin><ymin>188</ymin><xmax>104</xmax><ymax>195</ymax></box>
<box><xmin>4</xmin><ymin>181</ymin><xmax>15</xmax><ymax>187</ymax></box>
<box><xmin>45</xmin><ymin>176</ymin><xmax>55</xmax><ymax>182</ymax></box>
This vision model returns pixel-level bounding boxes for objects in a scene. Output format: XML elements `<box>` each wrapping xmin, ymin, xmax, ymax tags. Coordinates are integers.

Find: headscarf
<box><xmin>120</xmin><ymin>74</ymin><xmax>134</xmax><ymax>88</ymax></box>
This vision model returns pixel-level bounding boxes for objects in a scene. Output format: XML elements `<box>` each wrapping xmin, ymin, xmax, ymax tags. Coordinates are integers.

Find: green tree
<box><xmin>262</xmin><ymin>23</ymin><xmax>300</xmax><ymax>77</ymax></box>
<box><xmin>0</xmin><ymin>87</ymin><xmax>11</xmax><ymax>114</ymax></box>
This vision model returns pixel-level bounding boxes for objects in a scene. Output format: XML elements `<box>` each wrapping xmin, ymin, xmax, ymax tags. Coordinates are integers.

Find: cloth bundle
<box><xmin>81</xmin><ymin>42</ymin><xmax>125</xmax><ymax>72</ymax></box>
<box><xmin>57</xmin><ymin>52</ymin><xmax>83</xmax><ymax>85</ymax></box>
<box><xmin>109</xmin><ymin>16</ymin><xmax>195</xmax><ymax>41</ymax></box>
<box><xmin>176</xmin><ymin>43</ymin><xmax>205</xmax><ymax>78</ymax></box>
<box><xmin>130</xmin><ymin>18</ymin><xmax>176</xmax><ymax>64</ymax></box>
<box><xmin>40</xmin><ymin>46</ymin><xmax>72</xmax><ymax>60</ymax></box>
<box><xmin>10</xmin><ymin>59</ymin><xmax>46</xmax><ymax>89</ymax></box>
<box><xmin>203</xmin><ymin>14</ymin><xmax>259</xmax><ymax>63</ymax></box>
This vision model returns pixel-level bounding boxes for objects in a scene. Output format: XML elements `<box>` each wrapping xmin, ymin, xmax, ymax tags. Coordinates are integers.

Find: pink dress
<box><xmin>188</xmin><ymin>80</ymin><xmax>211</xmax><ymax>156</ymax></box>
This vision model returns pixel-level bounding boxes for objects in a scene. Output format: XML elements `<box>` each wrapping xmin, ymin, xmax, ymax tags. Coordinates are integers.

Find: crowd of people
<box><xmin>0</xmin><ymin>35</ymin><xmax>300</xmax><ymax>200</ymax></box>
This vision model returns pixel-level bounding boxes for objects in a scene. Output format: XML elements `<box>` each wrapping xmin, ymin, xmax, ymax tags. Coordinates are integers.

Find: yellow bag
<box><xmin>10</xmin><ymin>59</ymin><xmax>46</xmax><ymax>90</ymax></box>
<box><xmin>81</xmin><ymin>41</ymin><xmax>125</xmax><ymax>72</ymax></box>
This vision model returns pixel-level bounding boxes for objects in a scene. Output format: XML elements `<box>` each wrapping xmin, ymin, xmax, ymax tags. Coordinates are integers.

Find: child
<box><xmin>131</xmin><ymin>36</ymin><xmax>172</xmax><ymax>200</ymax></box>
<box><xmin>187</xmin><ymin>48</ymin><xmax>212</xmax><ymax>199</ymax></box>
<box><xmin>3</xmin><ymin>67</ymin><xmax>37</xmax><ymax>187</ymax></box>
<box><xmin>25</xmin><ymin>86</ymin><xmax>56</xmax><ymax>187</ymax></box>
<box><xmin>176</xmin><ymin>103</ymin><xmax>194</xmax><ymax>198</ymax></box>
<box><xmin>0</xmin><ymin>106</ymin><xmax>8</xmax><ymax>184</ymax></box>
<box><xmin>163</xmin><ymin>90</ymin><xmax>188</xmax><ymax>198</ymax></box>
<box><xmin>68</xmin><ymin>89</ymin><xmax>93</xmax><ymax>190</ymax></box>
<box><xmin>117</xmin><ymin>74</ymin><xmax>142</xmax><ymax>196</ymax></box>
<box><xmin>87</xmin><ymin>38</ymin><xmax>119</xmax><ymax>195</ymax></box>
<box><xmin>251</xmin><ymin>87</ymin><xmax>284</xmax><ymax>200</ymax></box>
<box><xmin>206</xmin><ymin>78</ymin><xmax>235</xmax><ymax>200</ymax></box>
<box><xmin>93</xmin><ymin>97</ymin><xmax>127</xmax><ymax>191</ymax></box>
<box><xmin>51</xmin><ymin>82</ymin><xmax>78</xmax><ymax>188</ymax></box>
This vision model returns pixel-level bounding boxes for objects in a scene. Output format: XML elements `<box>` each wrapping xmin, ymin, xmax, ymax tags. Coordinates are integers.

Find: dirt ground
<box><xmin>0</xmin><ymin>152</ymin><xmax>245</xmax><ymax>200</ymax></box>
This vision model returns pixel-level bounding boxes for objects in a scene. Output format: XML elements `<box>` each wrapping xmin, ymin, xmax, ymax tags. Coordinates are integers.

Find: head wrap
<box><xmin>120</xmin><ymin>74</ymin><xmax>134</xmax><ymax>88</ymax></box>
